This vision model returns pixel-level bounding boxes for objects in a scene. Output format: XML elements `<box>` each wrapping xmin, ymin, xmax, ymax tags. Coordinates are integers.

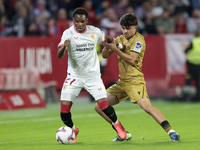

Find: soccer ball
<box><xmin>56</xmin><ymin>126</ymin><xmax>75</xmax><ymax>144</ymax></box>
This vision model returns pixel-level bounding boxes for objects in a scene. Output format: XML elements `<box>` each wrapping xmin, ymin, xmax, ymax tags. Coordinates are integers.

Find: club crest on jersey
<box><xmin>74</xmin><ymin>36</ymin><xmax>78</xmax><ymax>39</ymax></box>
<box><xmin>90</xmin><ymin>34</ymin><xmax>95</xmax><ymax>40</ymax></box>
<box><xmin>134</xmin><ymin>42</ymin><xmax>142</xmax><ymax>53</ymax></box>
<box><xmin>63</xmin><ymin>83</ymin><xmax>67</xmax><ymax>90</ymax></box>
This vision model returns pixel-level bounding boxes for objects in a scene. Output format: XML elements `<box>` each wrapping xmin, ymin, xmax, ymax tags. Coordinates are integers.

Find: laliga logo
<box><xmin>20</xmin><ymin>47</ymin><xmax>52</xmax><ymax>74</ymax></box>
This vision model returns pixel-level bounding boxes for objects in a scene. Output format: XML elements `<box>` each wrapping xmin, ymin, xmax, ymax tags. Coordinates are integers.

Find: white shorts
<box><xmin>60</xmin><ymin>76</ymin><xmax>107</xmax><ymax>102</ymax></box>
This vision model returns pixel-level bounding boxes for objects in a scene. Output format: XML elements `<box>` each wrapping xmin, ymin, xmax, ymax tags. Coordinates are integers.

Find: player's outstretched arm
<box><xmin>57</xmin><ymin>40</ymin><xmax>70</xmax><ymax>59</ymax></box>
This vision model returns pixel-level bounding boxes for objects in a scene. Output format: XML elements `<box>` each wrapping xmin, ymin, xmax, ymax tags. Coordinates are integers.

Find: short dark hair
<box><xmin>73</xmin><ymin>7</ymin><xmax>88</xmax><ymax>18</ymax></box>
<box><xmin>119</xmin><ymin>13</ymin><xmax>138</xmax><ymax>27</ymax></box>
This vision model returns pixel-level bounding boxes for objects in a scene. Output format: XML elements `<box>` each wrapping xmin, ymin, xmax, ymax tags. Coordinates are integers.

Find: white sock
<box><xmin>168</xmin><ymin>129</ymin><xmax>175</xmax><ymax>135</ymax></box>
<box><xmin>72</xmin><ymin>125</ymin><xmax>76</xmax><ymax>131</ymax></box>
<box><xmin>112</xmin><ymin>120</ymin><xmax>119</xmax><ymax>126</ymax></box>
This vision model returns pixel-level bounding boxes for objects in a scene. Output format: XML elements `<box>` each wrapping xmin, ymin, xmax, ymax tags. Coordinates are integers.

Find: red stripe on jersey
<box><xmin>70</xmin><ymin>79</ymin><xmax>75</xmax><ymax>85</ymax></box>
<box><xmin>58</xmin><ymin>44</ymin><xmax>64</xmax><ymax>47</ymax></box>
<box><xmin>64</xmin><ymin>78</ymin><xmax>70</xmax><ymax>83</ymax></box>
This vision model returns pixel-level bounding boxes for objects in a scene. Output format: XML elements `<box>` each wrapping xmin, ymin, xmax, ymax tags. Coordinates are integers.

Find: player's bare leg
<box><xmin>137</xmin><ymin>96</ymin><xmax>180</xmax><ymax>141</ymax></box>
<box><xmin>137</xmin><ymin>96</ymin><xmax>166</xmax><ymax>124</ymax></box>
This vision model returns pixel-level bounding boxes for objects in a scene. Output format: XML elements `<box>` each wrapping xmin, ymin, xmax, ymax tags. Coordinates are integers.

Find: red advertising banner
<box><xmin>0</xmin><ymin>36</ymin><xmax>171</xmax><ymax>96</ymax></box>
<box><xmin>0</xmin><ymin>90</ymin><xmax>46</xmax><ymax>110</ymax></box>
<box><xmin>143</xmin><ymin>35</ymin><xmax>167</xmax><ymax>80</ymax></box>
<box><xmin>0</xmin><ymin>37</ymin><xmax>66</xmax><ymax>89</ymax></box>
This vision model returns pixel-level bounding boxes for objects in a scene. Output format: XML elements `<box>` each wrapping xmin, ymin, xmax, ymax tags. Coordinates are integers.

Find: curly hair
<box><xmin>73</xmin><ymin>7</ymin><xmax>88</xmax><ymax>18</ymax></box>
<box><xmin>119</xmin><ymin>13</ymin><xmax>138</xmax><ymax>27</ymax></box>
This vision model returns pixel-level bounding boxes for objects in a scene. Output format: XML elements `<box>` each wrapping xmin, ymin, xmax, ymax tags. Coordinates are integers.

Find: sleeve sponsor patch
<box><xmin>133</xmin><ymin>42</ymin><xmax>142</xmax><ymax>53</ymax></box>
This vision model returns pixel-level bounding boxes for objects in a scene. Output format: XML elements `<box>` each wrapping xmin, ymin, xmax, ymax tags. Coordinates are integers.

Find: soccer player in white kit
<box><xmin>57</xmin><ymin>7</ymin><xmax>127</xmax><ymax>143</ymax></box>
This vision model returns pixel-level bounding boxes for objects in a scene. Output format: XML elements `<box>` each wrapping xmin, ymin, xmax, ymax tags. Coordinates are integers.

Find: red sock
<box><xmin>98</xmin><ymin>100</ymin><xmax>109</xmax><ymax>110</ymax></box>
<box><xmin>60</xmin><ymin>104</ymin><xmax>71</xmax><ymax>113</ymax></box>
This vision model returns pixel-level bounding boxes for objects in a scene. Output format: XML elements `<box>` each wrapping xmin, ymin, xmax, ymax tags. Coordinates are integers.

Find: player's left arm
<box><xmin>113</xmin><ymin>48</ymin><xmax>138</xmax><ymax>65</ymax></box>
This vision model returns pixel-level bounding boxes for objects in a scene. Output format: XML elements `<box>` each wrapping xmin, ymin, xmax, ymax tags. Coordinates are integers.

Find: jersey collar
<box><xmin>74</xmin><ymin>25</ymin><xmax>87</xmax><ymax>33</ymax></box>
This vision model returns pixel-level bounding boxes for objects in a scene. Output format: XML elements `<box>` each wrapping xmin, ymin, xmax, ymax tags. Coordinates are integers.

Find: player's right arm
<box><xmin>57</xmin><ymin>30</ymin><xmax>71</xmax><ymax>59</ymax></box>
<box><xmin>57</xmin><ymin>39</ymin><xmax>70</xmax><ymax>59</ymax></box>
<box><xmin>96</xmin><ymin>27</ymin><xmax>125</xmax><ymax>58</ymax></box>
<box><xmin>102</xmin><ymin>35</ymin><xmax>125</xmax><ymax>58</ymax></box>
<box><xmin>105</xmin><ymin>34</ymin><xmax>125</xmax><ymax>51</ymax></box>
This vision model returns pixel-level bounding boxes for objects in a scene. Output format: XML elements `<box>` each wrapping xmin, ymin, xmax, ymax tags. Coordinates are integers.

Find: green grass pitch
<box><xmin>0</xmin><ymin>99</ymin><xmax>200</xmax><ymax>150</ymax></box>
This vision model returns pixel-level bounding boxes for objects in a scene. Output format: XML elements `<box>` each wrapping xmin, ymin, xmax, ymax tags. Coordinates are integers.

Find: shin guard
<box><xmin>98</xmin><ymin>101</ymin><xmax>117</xmax><ymax>123</ymax></box>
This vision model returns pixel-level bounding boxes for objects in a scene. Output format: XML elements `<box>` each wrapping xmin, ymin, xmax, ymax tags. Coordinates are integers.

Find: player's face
<box><xmin>121</xmin><ymin>25</ymin><xmax>137</xmax><ymax>39</ymax></box>
<box><xmin>73</xmin><ymin>14</ymin><xmax>88</xmax><ymax>33</ymax></box>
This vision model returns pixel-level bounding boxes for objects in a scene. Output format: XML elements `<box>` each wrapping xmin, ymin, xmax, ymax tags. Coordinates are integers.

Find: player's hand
<box><xmin>64</xmin><ymin>39</ymin><xmax>70</xmax><ymax>47</ymax></box>
<box><xmin>102</xmin><ymin>40</ymin><xmax>116</xmax><ymax>51</ymax></box>
<box><xmin>103</xmin><ymin>47</ymin><xmax>112</xmax><ymax>52</ymax></box>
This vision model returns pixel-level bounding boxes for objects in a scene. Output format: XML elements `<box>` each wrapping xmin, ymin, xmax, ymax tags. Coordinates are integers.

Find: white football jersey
<box><xmin>58</xmin><ymin>25</ymin><xmax>105</xmax><ymax>78</ymax></box>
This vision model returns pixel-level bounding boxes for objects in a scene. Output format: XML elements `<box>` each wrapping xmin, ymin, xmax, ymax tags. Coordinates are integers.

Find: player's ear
<box><xmin>86</xmin><ymin>18</ymin><xmax>88</xmax><ymax>24</ymax></box>
<box><xmin>134</xmin><ymin>25</ymin><xmax>137</xmax><ymax>30</ymax></box>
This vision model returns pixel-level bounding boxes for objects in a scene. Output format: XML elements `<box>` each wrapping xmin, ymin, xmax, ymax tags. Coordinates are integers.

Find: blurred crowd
<box><xmin>0</xmin><ymin>0</ymin><xmax>200</xmax><ymax>37</ymax></box>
